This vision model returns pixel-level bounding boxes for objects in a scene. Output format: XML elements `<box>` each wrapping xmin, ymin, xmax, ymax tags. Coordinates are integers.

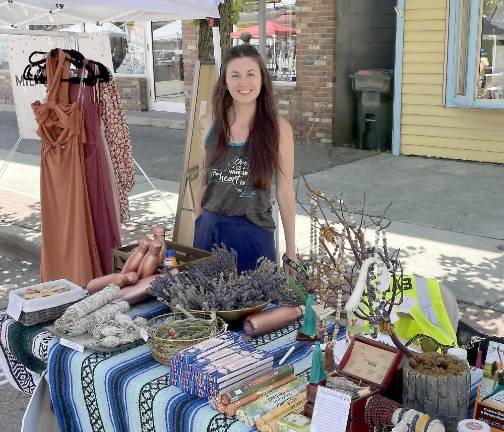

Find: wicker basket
<box><xmin>146</xmin><ymin>311</ymin><xmax>226</xmax><ymax>365</ymax></box>
<box><xmin>7</xmin><ymin>279</ymin><xmax>86</xmax><ymax>326</ymax></box>
<box><xmin>18</xmin><ymin>301</ymin><xmax>79</xmax><ymax>326</ymax></box>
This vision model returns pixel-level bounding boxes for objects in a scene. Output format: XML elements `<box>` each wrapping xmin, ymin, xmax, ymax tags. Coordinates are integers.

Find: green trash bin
<box><xmin>351</xmin><ymin>69</ymin><xmax>393</xmax><ymax>151</ymax></box>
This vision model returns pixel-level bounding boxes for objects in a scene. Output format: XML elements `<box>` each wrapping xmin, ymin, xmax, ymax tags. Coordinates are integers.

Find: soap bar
<box><xmin>277</xmin><ymin>413</ymin><xmax>311</xmax><ymax>432</ymax></box>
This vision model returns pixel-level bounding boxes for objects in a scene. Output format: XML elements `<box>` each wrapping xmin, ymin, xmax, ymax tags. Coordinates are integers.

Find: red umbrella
<box><xmin>230</xmin><ymin>20</ymin><xmax>295</xmax><ymax>39</ymax></box>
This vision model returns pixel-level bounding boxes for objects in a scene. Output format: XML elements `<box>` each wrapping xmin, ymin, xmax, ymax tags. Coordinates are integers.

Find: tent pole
<box><xmin>259</xmin><ymin>0</ymin><xmax>267</xmax><ymax>61</ymax></box>
<box><xmin>133</xmin><ymin>158</ymin><xmax>175</xmax><ymax>215</ymax></box>
<box><xmin>0</xmin><ymin>137</ymin><xmax>22</xmax><ymax>183</ymax></box>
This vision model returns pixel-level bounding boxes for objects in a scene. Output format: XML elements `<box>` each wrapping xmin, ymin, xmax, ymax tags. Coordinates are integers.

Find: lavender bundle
<box><xmin>148</xmin><ymin>247</ymin><xmax>286</xmax><ymax>311</ymax></box>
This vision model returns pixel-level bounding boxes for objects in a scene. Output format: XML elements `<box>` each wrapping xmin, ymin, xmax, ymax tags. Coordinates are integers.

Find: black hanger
<box><xmin>23</xmin><ymin>48</ymin><xmax>111</xmax><ymax>85</ymax></box>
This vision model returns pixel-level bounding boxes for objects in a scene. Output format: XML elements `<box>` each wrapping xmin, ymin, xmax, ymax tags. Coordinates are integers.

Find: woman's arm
<box><xmin>194</xmin><ymin>114</ymin><xmax>212</xmax><ymax>218</ymax></box>
<box><xmin>276</xmin><ymin>117</ymin><xmax>296</xmax><ymax>267</ymax></box>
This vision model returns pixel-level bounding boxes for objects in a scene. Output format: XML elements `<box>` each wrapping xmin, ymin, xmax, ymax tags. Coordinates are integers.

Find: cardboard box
<box><xmin>112</xmin><ymin>240</ymin><xmax>212</xmax><ymax>274</ymax></box>
<box><xmin>305</xmin><ymin>336</ymin><xmax>403</xmax><ymax>432</ymax></box>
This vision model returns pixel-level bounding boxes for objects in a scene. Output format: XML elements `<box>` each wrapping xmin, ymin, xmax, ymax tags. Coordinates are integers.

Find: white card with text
<box><xmin>311</xmin><ymin>386</ymin><xmax>351</xmax><ymax>432</ymax></box>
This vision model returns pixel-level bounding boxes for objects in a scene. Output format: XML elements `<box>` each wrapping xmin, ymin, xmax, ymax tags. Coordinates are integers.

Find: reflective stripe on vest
<box><xmin>393</xmin><ymin>275</ymin><xmax>457</xmax><ymax>347</ymax></box>
<box><xmin>352</xmin><ymin>275</ymin><xmax>458</xmax><ymax>348</ymax></box>
<box><xmin>416</xmin><ymin>277</ymin><xmax>440</xmax><ymax>327</ymax></box>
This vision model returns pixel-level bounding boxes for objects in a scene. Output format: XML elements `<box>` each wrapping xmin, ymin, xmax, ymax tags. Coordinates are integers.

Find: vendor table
<box><xmin>1</xmin><ymin>302</ymin><xmax>341</xmax><ymax>432</ymax></box>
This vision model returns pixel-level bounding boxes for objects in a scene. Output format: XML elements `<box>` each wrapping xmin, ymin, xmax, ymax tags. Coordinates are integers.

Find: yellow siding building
<box><xmin>397</xmin><ymin>0</ymin><xmax>504</xmax><ymax>164</ymax></box>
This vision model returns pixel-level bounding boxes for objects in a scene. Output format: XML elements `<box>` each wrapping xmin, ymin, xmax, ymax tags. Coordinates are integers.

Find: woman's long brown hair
<box><xmin>208</xmin><ymin>44</ymin><xmax>279</xmax><ymax>190</ymax></box>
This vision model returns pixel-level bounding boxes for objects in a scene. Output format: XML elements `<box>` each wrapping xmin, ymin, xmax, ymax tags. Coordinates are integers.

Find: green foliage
<box><xmin>232</xmin><ymin>0</ymin><xmax>244</xmax><ymax>25</ymax></box>
<box><xmin>192</xmin><ymin>0</ymin><xmax>243</xmax><ymax>26</ymax></box>
<box><xmin>484</xmin><ymin>0</ymin><xmax>504</xmax><ymax>16</ymax></box>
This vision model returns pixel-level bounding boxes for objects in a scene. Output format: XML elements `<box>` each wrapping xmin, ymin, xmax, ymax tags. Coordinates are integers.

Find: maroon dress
<box><xmin>69</xmin><ymin>83</ymin><xmax>121</xmax><ymax>274</ymax></box>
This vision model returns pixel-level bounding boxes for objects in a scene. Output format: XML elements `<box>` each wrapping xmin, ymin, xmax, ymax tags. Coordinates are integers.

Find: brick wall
<box><xmin>293</xmin><ymin>0</ymin><xmax>337</xmax><ymax>145</ymax></box>
<box><xmin>115</xmin><ymin>76</ymin><xmax>148</xmax><ymax>111</ymax></box>
<box><xmin>182</xmin><ymin>2</ymin><xmax>338</xmax><ymax>146</ymax></box>
<box><xmin>0</xmin><ymin>71</ymin><xmax>13</xmax><ymax>104</ymax></box>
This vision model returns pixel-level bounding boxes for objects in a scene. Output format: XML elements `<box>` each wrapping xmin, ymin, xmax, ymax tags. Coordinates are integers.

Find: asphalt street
<box><xmin>0</xmin><ymin>110</ymin><xmax>377</xmax><ymax>183</ymax></box>
<box><xmin>0</xmin><ymin>110</ymin><xmax>187</xmax><ymax>182</ymax></box>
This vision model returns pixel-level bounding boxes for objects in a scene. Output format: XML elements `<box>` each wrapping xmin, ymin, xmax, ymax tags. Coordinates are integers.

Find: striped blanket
<box><xmin>48</xmin><ymin>306</ymin><xmax>341</xmax><ymax>432</ymax></box>
<box><xmin>0</xmin><ymin>311</ymin><xmax>53</xmax><ymax>393</ymax></box>
<box><xmin>1</xmin><ymin>301</ymin><xmax>342</xmax><ymax>432</ymax></box>
<box><xmin>0</xmin><ymin>301</ymin><xmax>167</xmax><ymax>394</ymax></box>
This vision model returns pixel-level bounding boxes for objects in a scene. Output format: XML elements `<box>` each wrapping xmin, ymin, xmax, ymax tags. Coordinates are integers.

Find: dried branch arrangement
<box><xmin>148</xmin><ymin>247</ymin><xmax>285</xmax><ymax>311</ymax></box>
<box><xmin>297</xmin><ymin>175</ymin><xmax>414</xmax><ymax>358</ymax></box>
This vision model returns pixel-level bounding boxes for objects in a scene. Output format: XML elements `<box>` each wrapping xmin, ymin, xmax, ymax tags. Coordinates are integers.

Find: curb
<box><xmin>0</xmin><ymin>224</ymin><xmax>41</xmax><ymax>263</ymax></box>
<box><xmin>1</xmin><ymin>103</ymin><xmax>185</xmax><ymax>130</ymax></box>
<box><xmin>125</xmin><ymin>114</ymin><xmax>185</xmax><ymax>130</ymax></box>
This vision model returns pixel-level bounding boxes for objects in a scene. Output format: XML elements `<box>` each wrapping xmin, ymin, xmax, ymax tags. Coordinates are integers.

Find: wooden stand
<box><xmin>111</xmin><ymin>240</ymin><xmax>212</xmax><ymax>274</ymax></box>
<box><xmin>402</xmin><ymin>361</ymin><xmax>470</xmax><ymax>432</ymax></box>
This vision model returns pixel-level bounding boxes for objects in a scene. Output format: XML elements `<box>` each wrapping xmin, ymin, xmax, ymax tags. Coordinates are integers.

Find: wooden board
<box><xmin>172</xmin><ymin>61</ymin><xmax>216</xmax><ymax>247</ymax></box>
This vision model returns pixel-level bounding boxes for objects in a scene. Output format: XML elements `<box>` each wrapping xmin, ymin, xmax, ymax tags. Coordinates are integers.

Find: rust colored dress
<box><xmin>32</xmin><ymin>49</ymin><xmax>102</xmax><ymax>286</ymax></box>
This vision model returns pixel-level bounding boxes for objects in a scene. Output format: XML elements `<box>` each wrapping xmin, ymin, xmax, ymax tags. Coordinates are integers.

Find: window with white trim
<box><xmin>446</xmin><ymin>0</ymin><xmax>504</xmax><ymax>108</ymax></box>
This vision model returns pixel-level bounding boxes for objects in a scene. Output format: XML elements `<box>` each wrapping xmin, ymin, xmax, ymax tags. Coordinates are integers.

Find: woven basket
<box><xmin>146</xmin><ymin>311</ymin><xmax>226</xmax><ymax>365</ymax></box>
<box><xmin>18</xmin><ymin>301</ymin><xmax>78</xmax><ymax>326</ymax></box>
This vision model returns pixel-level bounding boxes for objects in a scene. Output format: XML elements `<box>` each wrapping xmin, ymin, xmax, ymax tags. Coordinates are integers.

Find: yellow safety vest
<box><xmin>350</xmin><ymin>275</ymin><xmax>457</xmax><ymax>347</ymax></box>
<box><xmin>392</xmin><ymin>275</ymin><xmax>457</xmax><ymax>347</ymax></box>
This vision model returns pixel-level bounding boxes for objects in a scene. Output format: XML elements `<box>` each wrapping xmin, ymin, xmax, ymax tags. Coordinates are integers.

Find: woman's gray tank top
<box><xmin>201</xmin><ymin>123</ymin><xmax>275</xmax><ymax>231</ymax></box>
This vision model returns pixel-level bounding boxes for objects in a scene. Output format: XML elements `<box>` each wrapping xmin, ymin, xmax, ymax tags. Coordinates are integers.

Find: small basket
<box><xmin>7</xmin><ymin>279</ymin><xmax>86</xmax><ymax>326</ymax></box>
<box><xmin>146</xmin><ymin>311</ymin><xmax>226</xmax><ymax>365</ymax></box>
<box><xmin>18</xmin><ymin>301</ymin><xmax>80</xmax><ymax>326</ymax></box>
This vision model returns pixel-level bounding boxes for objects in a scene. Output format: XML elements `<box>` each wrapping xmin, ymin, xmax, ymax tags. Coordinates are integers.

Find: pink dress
<box><xmin>32</xmin><ymin>49</ymin><xmax>102</xmax><ymax>286</ymax></box>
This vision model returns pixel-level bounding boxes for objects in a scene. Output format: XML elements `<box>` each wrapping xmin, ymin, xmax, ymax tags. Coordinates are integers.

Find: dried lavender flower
<box><xmin>147</xmin><ymin>246</ymin><xmax>287</xmax><ymax>311</ymax></box>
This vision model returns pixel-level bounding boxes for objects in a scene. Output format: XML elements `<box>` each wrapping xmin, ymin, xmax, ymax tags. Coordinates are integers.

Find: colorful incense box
<box><xmin>277</xmin><ymin>413</ymin><xmax>311</xmax><ymax>432</ymax></box>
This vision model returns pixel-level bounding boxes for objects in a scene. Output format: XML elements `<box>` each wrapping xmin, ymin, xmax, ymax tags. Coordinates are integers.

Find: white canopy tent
<box><xmin>0</xmin><ymin>0</ymin><xmax>221</xmax><ymax>27</ymax></box>
<box><xmin>153</xmin><ymin>20</ymin><xmax>182</xmax><ymax>41</ymax></box>
<box><xmin>0</xmin><ymin>0</ymin><xmax>224</xmax><ymax>218</ymax></box>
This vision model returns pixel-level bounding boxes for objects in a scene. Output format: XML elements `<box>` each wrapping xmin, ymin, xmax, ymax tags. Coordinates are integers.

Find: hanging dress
<box><xmin>69</xmin><ymin>78</ymin><xmax>121</xmax><ymax>274</ymax></box>
<box><xmin>32</xmin><ymin>49</ymin><xmax>102</xmax><ymax>286</ymax></box>
<box><xmin>98</xmin><ymin>75</ymin><xmax>135</xmax><ymax>223</ymax></box>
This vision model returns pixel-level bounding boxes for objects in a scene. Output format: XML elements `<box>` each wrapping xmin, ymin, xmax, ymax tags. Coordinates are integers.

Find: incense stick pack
<box><xmin>225</xmin><ymin>374</ymin><xmax>298</xmax><ymax>417</ymax></box>
<box><xmin>255</xmin><ymin>392</ymin><xmax>306</xmax><ymax>432</ymax></box>
<box><xmin>235</xmin><ymin>377</ymin><xmax>308</xmax><ymax>427</ymax></box>
<box><xmin>176</xmin><ymin>332</ymin><xmax>240</xmax><ymax>364</ymax></box>
<box><xmin>210</xmin><ymin>363</ymin><xmax>276</xmax><ymax>411</ymax></box>
<box><xmin>170</xmin><ymin>335</ymin><xmax>274</xmax><ymax>399</ymax></box>
<box><xmin>219</xmin><ymin>364</ymin><xmax>295</xmax><ymax>406</ymax></box>
<box><xmin>207</xmin><ymin>355</ymin><xmax>274</xmax><ymax>398</ymax></box>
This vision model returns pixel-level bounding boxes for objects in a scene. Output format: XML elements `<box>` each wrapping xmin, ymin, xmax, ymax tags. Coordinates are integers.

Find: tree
<box><xmin>484</xmin><ymin>0</ymin><xmax>504</xmax><ymax>20</ymax></box>
<box><xmin>198</xmin><ymin>20</ymin><xmax>214</xmax><ymax>62</ymax></box>
<box><xmin>197</xmin><ymin>0</ymin><xmax>244</xmax><ymax>62</ymax></box>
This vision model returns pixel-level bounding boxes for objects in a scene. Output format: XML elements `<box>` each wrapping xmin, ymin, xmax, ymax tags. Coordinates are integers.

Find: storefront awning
<box><xmin>0</xmin><ymin>0</ymin><xmax>222</xmax><ymax>27</ymax></box>
<box><xmin>230</xmin><ymin>20</ymin><xmax>295</xmax><ymax>39</ymax></box>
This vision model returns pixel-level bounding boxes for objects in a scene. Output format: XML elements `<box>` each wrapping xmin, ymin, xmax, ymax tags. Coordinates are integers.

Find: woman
<box><xmin>193</xmin><ymin>44</ymin><xmax>296</xmax><ymax>274</ymax></box>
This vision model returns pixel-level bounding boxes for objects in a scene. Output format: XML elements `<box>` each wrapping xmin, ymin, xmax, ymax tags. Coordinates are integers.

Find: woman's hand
<box><xmin>282</xmin><ymin>252</ymin><xmax>299</xmax><ymax>277</ymax></box>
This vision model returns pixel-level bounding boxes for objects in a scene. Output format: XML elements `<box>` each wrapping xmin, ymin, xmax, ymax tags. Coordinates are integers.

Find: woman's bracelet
<box><xmin>282</xmin><ymin>253</ymin><xmax>307</xmax><ymax>277</ymax></box>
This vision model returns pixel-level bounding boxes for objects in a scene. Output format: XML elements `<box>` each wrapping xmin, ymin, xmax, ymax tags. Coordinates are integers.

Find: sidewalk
<box><xmin>0</xmin><ymin>103</ymin><xmax>186</xmax><ymax>129</ymax></box>
<box><xmin>1</xmin><ymin>148</ymin><xmax>503</xmax><ymax>336</ymax></box>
